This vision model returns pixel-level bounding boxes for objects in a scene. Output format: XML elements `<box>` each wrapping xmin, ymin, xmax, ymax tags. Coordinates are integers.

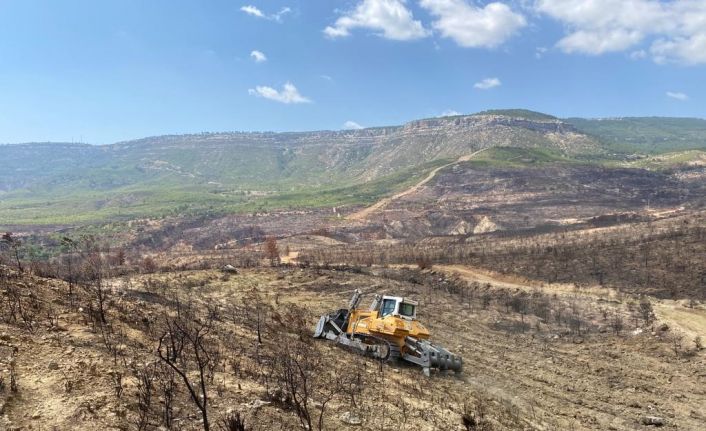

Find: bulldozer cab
<box><xmin>379</xmin><ymin>296</ymin><xmax>418</xmax><ymax>319</ymax></box>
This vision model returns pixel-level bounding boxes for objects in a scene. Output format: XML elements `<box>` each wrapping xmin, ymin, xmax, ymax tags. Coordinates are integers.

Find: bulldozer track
<box><xmin>339</xmin><ymin>334</ymin><xmax>402</xmax><ymax>363</ymax></box>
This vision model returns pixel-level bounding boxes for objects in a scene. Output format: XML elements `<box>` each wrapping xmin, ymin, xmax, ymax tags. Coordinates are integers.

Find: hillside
<box><xmin>566</xmin><ymin>117</ymin><xmax>706</xmax><ymax>153</ymax></box>
<box><xmin>338</xmin><ymin>146</ymin><xmax>704</xmax><ymax>238</ymax></box>
<box><xmin>0</xmin><ymin>111</ymin><xmax>602</xmax><ymax>225</ymax></box>
<box><xmin>2</xmin><ymin>111</ymin><xmax>705</xmax><ymax>226</ymax></box>
<box><xmin>2</xmin><ymin>213</ymin><xmax>705</xmax><ymax>430</ymax></box>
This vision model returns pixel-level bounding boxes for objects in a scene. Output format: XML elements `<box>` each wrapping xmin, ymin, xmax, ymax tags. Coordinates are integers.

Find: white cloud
<box><xmin>324</xmin><ymin>0</ymin><xmax>429</xmax><ymax>41</ymax></box>
<box><xmin>651</xmin><ymin>33</ymin><xmax>706</xmax><ymax>65</ymax></box>
<box><xmin>320</xmin><ymin>74</ymin><xmax>334</xmax><ymax>81</ymax></box>
<box><xmin>343</xmin><ymin>120</ymin><xmax>364</xmax><ymax>130</ymax></box>
<box><xmin>474</xmin><ymin>77</ymin><xmax>501</xmax><ymax>90</ymax></box>
<box><xmin>272</xmin><ymin>7</ymin><xmax>292</xmax><ymax>22</ymax></box>
<box><xmin>556</xmin><ymin>27</ymin><xmax>643</xmax><ymax>55</ymax></box>
<box><xmin>241</xmin><ymin>5</ymin><xmax>291</xmax><ymax>22</ymax></box>
<box><xmin>535</xmin><ymin>0</ymin><xmax>706</xmax><ymax>64</ymax></box>
<box><xmin>535</xmin><ymin>46</ymin><xmax>548</xmax><ymax>59</ymax></box>
<box><xmin>666</xmin><ymin>91</ymin><xmax>688</xmax><ymax>101</ymax></box>
<box><xmin>248</xmin><ymin>82</ymin><xmax>311</xmax><ymax>104</ymax></box>
<box><xmin>250</xmin><ymin>50</ymin><xmax>267</xmax><ymax>62</ymax></box>
<box><xmin>240</xmin><ymin>5</ymin><xmax>265</xmax><ymax>18</ymax></box>
<box><xmin>419</xmin><ymin>0</ymin><xmax>527</xmax><ymax>48</ymax></box>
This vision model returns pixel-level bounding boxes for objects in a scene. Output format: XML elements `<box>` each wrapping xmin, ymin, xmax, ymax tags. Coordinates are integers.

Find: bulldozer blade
<box><xmin>313</xmin><ymin>309</ymin><xmax>349</xmax><ymax>339</ymax></box>
<box><xmin>314</xmin><ymin>314</ymin><xmax>392</xmax><ymax>361</ymax></box>
<box><xmin>313</xmin><ymin>315</ymin><xmax>329</xmax><ymax>338</ymax></box>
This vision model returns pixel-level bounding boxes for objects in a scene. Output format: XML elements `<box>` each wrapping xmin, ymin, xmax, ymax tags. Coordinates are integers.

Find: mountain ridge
<box><xmin>3</xmin><ymin>109</ymin><xmax>705</xmax><ymax>149</ymax></box>
<box><xmin>2</xmin><ymin>110</ymin><xmax>705</xmax><ymax>225</ymax></box>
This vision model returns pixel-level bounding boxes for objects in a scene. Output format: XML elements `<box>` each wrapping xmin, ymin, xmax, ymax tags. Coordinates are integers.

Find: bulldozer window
<box><xmin>381</xmin><ymin>299</ymin><xmax>396</xmax><ymax>317</ymax></box>
<box><xmin>399</xmin><ymin>302</ymin><xmax>415</xmax><ymax>317</ymax></box>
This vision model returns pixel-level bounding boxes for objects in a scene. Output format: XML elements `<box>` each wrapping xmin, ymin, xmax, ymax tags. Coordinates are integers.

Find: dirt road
<box><xmin>347</xmin><ymin>149</ymin><xmax>487</xmax><ymax>221</ymax></box>
<box><xmin>432</xmin><ymin>264</ymin><xmax>706</xmax><ymax>339</ymax></box>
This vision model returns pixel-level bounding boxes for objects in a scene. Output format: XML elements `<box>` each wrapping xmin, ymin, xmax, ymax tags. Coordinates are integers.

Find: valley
<box><xmin>1</xmin><ymin>110</ymin><xmax>705</xmax><ymax>430</ymax></box>
<box><xmin>5</xmin><ymin>0</ymin><xmax>706</xmax><ymax>429</ymax></box>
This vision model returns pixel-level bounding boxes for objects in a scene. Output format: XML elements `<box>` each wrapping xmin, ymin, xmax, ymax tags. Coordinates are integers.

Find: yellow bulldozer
<box><xmin>313</xmin><ymin>289</ymin><xmax>462</xmax><ymax>375</ymax></box>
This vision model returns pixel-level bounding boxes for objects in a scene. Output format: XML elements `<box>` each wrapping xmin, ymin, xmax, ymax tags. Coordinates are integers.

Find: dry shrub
<box><xmin>220</xmin><ymin>411</ymin><xmax>247</xmax><ymax>431</ymax></box>
<box><xmin>462</xmin><ymin>398</ymin><xmax>494</xmax><ymax>431</ymax></box>
<box><xmin>416</xmin><ymin>256</ymin><xmax>433</xmax><ymax>270</ymax></box>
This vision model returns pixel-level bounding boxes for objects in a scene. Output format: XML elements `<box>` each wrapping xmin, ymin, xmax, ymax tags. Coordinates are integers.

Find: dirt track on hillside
<box><xmin>432</xmin><ymin>264</ymin><xmax>706</xmax><ymax>340</ymax></box>
<box><xmin>347</xmin><ymin>149</ymin><xmax>487</xmax><ymax>221</ymax></box>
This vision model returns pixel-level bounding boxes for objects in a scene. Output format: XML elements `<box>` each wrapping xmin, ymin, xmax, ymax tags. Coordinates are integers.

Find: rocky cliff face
<box><xmin>403</xmin><ymin>114</ymin><xmax>573</xmax><ymax>133</ymax></box>
<box><xmin>354</xmin><ymin>114</ymin><xmax>602</xmax><ymax>179</ymax></box>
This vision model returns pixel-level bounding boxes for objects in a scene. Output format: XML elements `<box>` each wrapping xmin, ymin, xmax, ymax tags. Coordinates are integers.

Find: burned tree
<box><xmin>59</xmin><ymin>236</ymin><xmax>80</xmax><ymax>306</ymax></box>
<box><xmin>132</xmin><ymin>364</ymin><xmax>155</xmax><ymax>431</ymax></box>
<box><xmin>157</xmin><ymin>314</ymin><xmax>217</xmax><ymax>431</ymax></box>
<box><xmin>639</xmin><ymin>300</ymin><xmax>655</xmax><ymax>326</ymax></box>
<box><xmin>264</xmin><ymin>237</ymin><xmax>280</xmax><ymax>267</ymax></box>
<box><xmin>1</xmin><ymin>232</ymin><xmax>24</xmax><ymax>273</ymax></box>
<box><xmin>267</xmin><ymin>307</ymin><xmax>344</xmax><ymax>431</ymax></box>
<box><xmin>78</xmin><ymin>236</ymin><xmax>111</xmax><ymax>325</ymax></box>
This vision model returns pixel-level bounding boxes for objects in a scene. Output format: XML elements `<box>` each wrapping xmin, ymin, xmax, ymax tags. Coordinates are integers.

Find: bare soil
<box><xmin>1</xmin><ymin>264</ymin><xmax>704</xmax><ymax>430</ymax></box>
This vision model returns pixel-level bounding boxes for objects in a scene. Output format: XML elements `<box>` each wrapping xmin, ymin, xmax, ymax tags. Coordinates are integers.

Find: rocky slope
<box><xmin>0</xmin><ymin>111</ymin><xmax>602</xmax><ymax>193</ymax></box>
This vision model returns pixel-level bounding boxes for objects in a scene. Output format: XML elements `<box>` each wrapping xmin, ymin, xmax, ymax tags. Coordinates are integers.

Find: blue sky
<box><xmin>0</xmin><ymin>0</ymin><xmax>704</xmax><ymax>144</ymax></box>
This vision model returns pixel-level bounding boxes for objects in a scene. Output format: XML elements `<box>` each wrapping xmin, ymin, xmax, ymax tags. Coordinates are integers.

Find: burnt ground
<box><xmin>1</xmin><ymin>265</ymin><xmax>705</xmax><ymax>430</ymax></box>
<box><xmin>363</xmin><ymin>163</ymin><xmax>706</xmax><ymax>238</ymax></box>
<box><xmin>1</xmin><ymin>158</ymin><xmax>705</xmax><ymax>431</ymax></box>
<box><xmin>10</xmin><ymin>163</ymin><xmax>705</xmax><ymax>256</ymax></box>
